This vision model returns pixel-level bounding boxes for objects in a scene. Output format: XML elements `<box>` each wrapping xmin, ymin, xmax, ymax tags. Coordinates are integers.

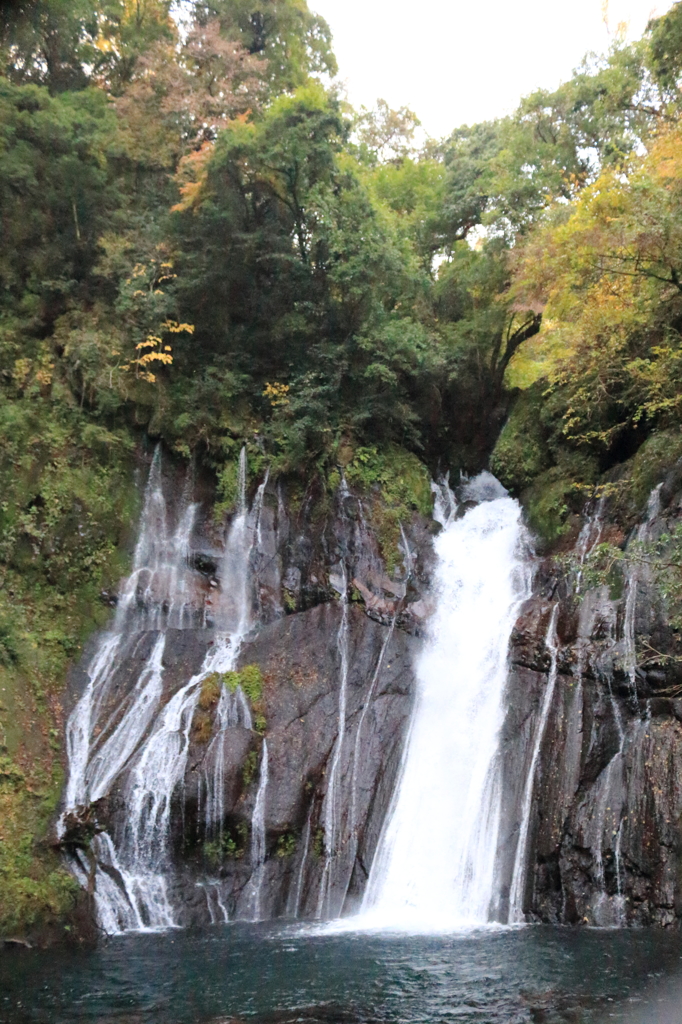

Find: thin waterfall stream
<box><xmin>62</xmin><ymin>447</ymin><xmax>267</xmax><ymax>933</ymax></box>
<box><xmin>316</xmin><ymin>562</ymin><xmax>350</xmax><ymax>919</ymax></box>
<box><xmin>248</xmin><ymin>739</ymin><xmax>269</xmax><ymax>921</ymax></box>
<box><xmin>508</xmin><ymin>604</ymin><xmax>560</xmax><ymax>923</ymax></box>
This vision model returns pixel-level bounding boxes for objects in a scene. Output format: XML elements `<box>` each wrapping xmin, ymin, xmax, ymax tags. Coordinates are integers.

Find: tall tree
<box><xmin>192</xmin><ymin>0</ymin><xmax>336</xmax><ymax>94</ymax></box>
<box><xmin>0</xmin><ymin>0</ymin><xmax>175</xmax><ymax>94</ymax></box>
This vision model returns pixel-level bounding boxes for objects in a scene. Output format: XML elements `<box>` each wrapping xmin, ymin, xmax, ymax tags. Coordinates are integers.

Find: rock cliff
<box><xmin>61</xmin><ymin>450</ymin><xmax>682</xmax><ymax>933</ymax></box>
<box><xmin>497</xmin><ymin>460</ymin><xmax>682</xmax><ymax>927</ymax></box>
<box><xmin>61</xmin><ymin>464</ymin><xmax>433</xmax><ymax>929</ymax></box>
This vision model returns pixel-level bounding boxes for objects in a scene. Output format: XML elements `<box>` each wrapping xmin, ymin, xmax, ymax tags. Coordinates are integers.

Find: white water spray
<box><xmin>358</xmin><ymin>486</ymin><xmax>531</xmax><ymax>931</ymax></box>
<box><xmin>63</xmin><ymin>446</ymin><xmax>268</xmax><ymax>932</ymax></box>
<box><xmin>248</xmin><ymin>739</ymin><xmax>269</xmax><ymax>921</ymax></box>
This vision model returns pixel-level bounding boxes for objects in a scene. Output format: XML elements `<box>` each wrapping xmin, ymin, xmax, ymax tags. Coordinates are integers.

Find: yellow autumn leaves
<box><xmin>506</xmin><ymin>124</ymin><xmax>682</xmax><ymax>440</ymax></box>
<box><xmin>122</xmin><ymin>321</ymin><xmax>194</xmax><ymax>384</ymax></box>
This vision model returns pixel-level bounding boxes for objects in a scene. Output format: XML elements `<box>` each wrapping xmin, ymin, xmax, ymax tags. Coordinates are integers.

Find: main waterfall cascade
<box><xmin>356</xmin><ymin>476</ymin><xmax>532</xmax><ymax>930</ymax></box>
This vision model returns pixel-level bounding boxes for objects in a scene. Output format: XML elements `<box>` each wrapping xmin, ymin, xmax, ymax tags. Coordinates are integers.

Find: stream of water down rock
<box><xmin>59</xmin><ymin>453</ymin><xmax>550</xmax><ymax>935</ymax></box>
<box><xmin>62</xmin><ymin>450</ymin><xmax>682</xmax><ymax>945</ymax></box>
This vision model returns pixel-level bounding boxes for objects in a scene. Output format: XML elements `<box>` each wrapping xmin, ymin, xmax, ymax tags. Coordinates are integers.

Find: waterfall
<box><xmin>289</xmin><ymin>810</ymin><xmax>313</xmax><ymax>918</ymax></box>
<box><xmin>316</xmin><ymin>564</ymin><xmax>350</xmax><ymax>918</ymax></box>
<box><xmin>575</xmin><ymin>497</ymin><xmax>605</xmax><ymax>594</ymax></box>
<box><xmin>117</xmin><ymin>635</ymin><xmax>241</xmax><ymax>928</ymax></box>
<box><xmin>508</xmin><ymin>604</ymin><xmax>560</xmax><ymax>922</ymax></box>
<box><xmin>197</xmin><ymin>880</ymin><xmax>229</xmax><ymax>924</ymax></box>
<box><xmin>248</xmin><ymin>739</ymin><xmax>269</xmax><ymax>921</ymax></box>
<box><xmin>623</xmin><ymin>483</ymin><xmax>662</xmax><ymax>699</ymax></box>
<box><xmin>358</xmin><ymin>483</ymin><xmax>531</xmax><ymax>931</ymax></box>
<box><xmin>63</xmin><ymin>634</ymin><xmax>123</xmax><ymax>816</ymax></box>
<box><xmin>203</xmin><ymin>685</ymin><xmax>252</xmax><ymax>840</ymax></box>
<box><xmin>86</xmin><ymin>633</ymin><xmax>168</xmax><ymax>805</ymax></box>
<box><xmin>349</xmin><ymin>616</ymin><xmax>396</xmax><ymax>844</ymax></box>
<box><xmin>63</xmin><ymin>448</ymin><xmax>200</xmax><ymax>819</ymax></box>
<box><xmin>62</xmin><ymin>446</ymin><xmax>266</xmax><ymax>933</ymax></box>
<box><xmin>115</xmin><ymin>447</ymin><xmax>200</xmax><ymax>632</ymax></box>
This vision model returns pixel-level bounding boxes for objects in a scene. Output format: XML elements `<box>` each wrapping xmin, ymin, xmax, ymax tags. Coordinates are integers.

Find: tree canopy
<box><xmin>3</xmin><ymin>0</ymin><xmax>682</xmax><ymax>498</ymax></box>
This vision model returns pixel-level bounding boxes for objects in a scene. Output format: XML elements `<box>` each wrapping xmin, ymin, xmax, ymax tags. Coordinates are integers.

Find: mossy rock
<box><xmin>522</xmin><ymin>467</ymin><xmax>584</xmax><ymax>546</ymax></box>
<box><xmin>191</xmin><ymin>709</ymin><xmax>213</xmax><ymax>745</ymax></box>
<box><xmin>490</xmin><ymin>385</ymin><xmax>551</xmax><ymax>493</ymax></box>
<box><xmin>276</xmin><ymin>830</ymin><xmax>297</xmax><ymax>857</ymax></box>
<box><xmin>344</xmin><ymin>445</ymin><xmax>431</xmax><ymax>573</ymax></box>
<box><xmin>223</xmin><ymin>664</ymin><xmax>264</xmax><ymax>703</ymax></box>
<box><xmin>242</xmin><ymin>749</ymin><xmax>259</xmax><ymax>785</ymax></box>
<box><xmin>203</xmin><ymin>824</ymin><xmax>248</xmax><ymax>865</ymax></box>
<box><xmin>611</xmin><ymin>429</ymin><xmax>682</xmax><ymax>522</ymax></box>
<box><xmin>198</xmin><ymin>673</ymin><xmax>221</xmax><ymax>711</ymax></box>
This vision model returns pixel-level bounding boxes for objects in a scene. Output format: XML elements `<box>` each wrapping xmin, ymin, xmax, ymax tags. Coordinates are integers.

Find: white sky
<box><xmin>312</xmin><ymin>0</ymin><xmax>675</xmax><ymax>138</ymax></box>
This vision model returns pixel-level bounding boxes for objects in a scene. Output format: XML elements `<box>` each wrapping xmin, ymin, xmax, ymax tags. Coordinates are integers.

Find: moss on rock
<box><xmin>490</xmin><ymin>386</ymin><xmax>551</xmax><ymax>493</ymax></box>
<box><xmin>344</xmin><ymin>444</ymin><xmax>431</xmax><ymax>573</ymax></box>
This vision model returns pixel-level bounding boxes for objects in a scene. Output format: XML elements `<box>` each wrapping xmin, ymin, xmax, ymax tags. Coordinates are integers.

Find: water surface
<box><xmin>2</xmin><ymin>924</ymin><xmax>682</xmax><ymax>1024</ymax></box>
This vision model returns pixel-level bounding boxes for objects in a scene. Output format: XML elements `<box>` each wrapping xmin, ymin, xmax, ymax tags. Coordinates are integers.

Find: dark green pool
<box><xmin>2</xmin><ymin>924</ymin><xmax>682</xmax><ymax>1024</ymax></box>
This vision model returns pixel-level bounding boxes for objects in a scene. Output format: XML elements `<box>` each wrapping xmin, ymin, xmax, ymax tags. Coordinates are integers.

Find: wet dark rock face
<box><xmin>63</xmin><ymin>476</ymin><xmax>429</xmax><ymax>927</ymax></box>
<box><xmin>165</xmin><ymin>604</ymin><xmax>417</xmax><ymax>924</ymax></box>
<box><xmin>64</xmin><ymin>456</ymin><xmax>682</xmax><ymax>932</ymax></box>
<box><xmin>497</xmin><ymin>461</ymin><xmax>682</xmax><ymax>927</ymax></box>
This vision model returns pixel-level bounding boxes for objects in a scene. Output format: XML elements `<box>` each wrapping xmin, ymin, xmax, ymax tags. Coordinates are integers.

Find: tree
<box><xmin>355</xmin><ymin>98</ymin><xmax>421</xmax><ymax>164</ymax></box>
<box><xmin>113</xmin><ymin>18</ymin><xmax>265</xmax><ymax>169</ymax></box>
<box><xmin>167</xmin><ymin>84</ymin><xmax>436</xmax><ymax>463</ymax></box>
<box><xmin>0</xmin><ymin>0</ymin><xmax>175</xmax><ymax>94</ymax></box>
<box><xmin>509</xmin><ymin>124</ymin><xmax>682</xmax><ymax>455</ymax></box>
<box><xmin>192</xmin><ymin>0</ymin><xmax>337</xmax><ymax>94</ymax></box>
<box><xmin>0</xmin><ymin>79</ymin><xmax>118</xmax><ymax>333</ymax></box>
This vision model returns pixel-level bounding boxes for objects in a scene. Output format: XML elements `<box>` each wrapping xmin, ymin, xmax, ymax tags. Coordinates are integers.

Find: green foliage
<box><xmin>253</xmin><ymin>712</ymin><xmax>266</xmax><ymax>735</ymax></box>
<box><xmin>203</xmin><ymin>824</ymin><xmax>247</xmax><ymax>864</ymax></box>
<box><xmin>191</xmin><ymin>710</ymin><xmax>213</xmax><ymax>744</ymax></box>
<box><xmin>579</xmin><ymin>524</ymin><xmax>682</xmax><ymax>642</ymax></box>
<box><xmin>0</xmin><ymin>735</ymin><xmax>81</xmax><ymax>936</ymax></box>
<box><xmin>0</xmin><ymin>81</ymin><xmax>118</xmax><ymax>332</ymax></box>
<box><xmin>0</xmin><ymin>1</ymin><xmax>175</xmax><ymax>94</ymax></box>
<box><xmin>522</xmin><ymin>468</ymin><xmax>581</xmax><ymax>545</ymax></box>
<box><xmin>312</xmin><ymin>826</ymin><xmax>324</xmax><ymax>857</ymax></box>
<box><xmin>169</xmin><ymin>84</ymin><xmax>439</xmax><ymax>471</ymax></box>
<box><xmin>192</xmin><ymin>671</ymin><xmax>232</xmax><ymax>742</ymax></box>
<box><xmin>490</xmin><ymin>386</ymin><xmax>551</xmax><ymax>492</ymax></box>
<box><xmin>242</xmin><ymin>749</ymin><xmax>258</xmax><ymax>785</ymax></box>
<box><xmin>194</xmin><ymin>0</ymin><xmax>336</xmax><ymax>94</ymax></box>
<box><xmin>221</xmin><ymin>664</ymin><xmax>266</xmax><ymax>733</ymax></box>
<box><xmin>354</xmin><ymin>99</ymin><xmax>421</xmax><ymax>165</ymax></box>
<box><xmin>198</xmin><ymin>673</ymin><xmax>222</xmax><ymax>710</ymax></box>
<box><xmin>615</xmin><ymin>430</ymin><xmax>682</xmax><ymax>521</ymax></box>
<box><xmin>223</xmin><ymin>663</ymin><xmax>263</xmax><ymax>702</ymax></box>
<box><xmin>275</xmin><ymin>830</ymin><xmax>297</xmax><ymax>857</ymax></box>
<box><xmin>344</xmin><ymin>444</ymin><xmax>431</xmax><ymax>571</ymax></box>
<box><xmin>0</xmin><ymin>756</ymin><xmax>25</xmax><ymax>786</ymax></box>
<box><xmin>215</xmin><ymin>459</ymin><xmax>243</xmax><ymax>517</ymax></box>
<box><xmin>344</xmin><ymin>444</ymin><xmax>431</xmax><ymax>513</ymax></box>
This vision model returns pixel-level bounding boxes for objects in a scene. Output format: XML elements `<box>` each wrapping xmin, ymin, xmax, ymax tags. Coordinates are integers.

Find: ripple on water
<box><xmin>1</xmin><ymin>924</ymin><xmax>681</xmax><ymax>1024</ymax></box>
